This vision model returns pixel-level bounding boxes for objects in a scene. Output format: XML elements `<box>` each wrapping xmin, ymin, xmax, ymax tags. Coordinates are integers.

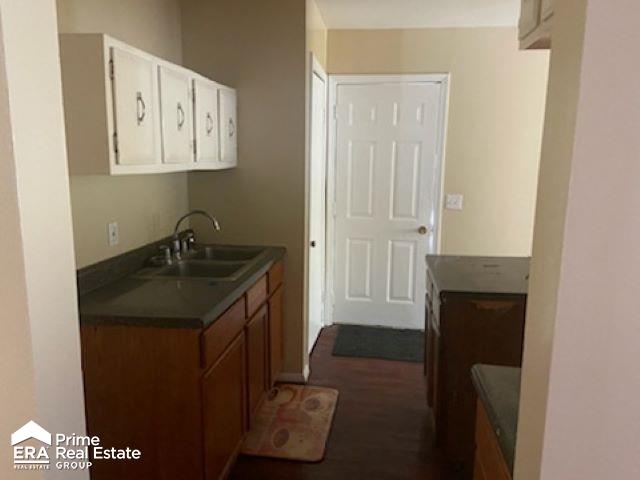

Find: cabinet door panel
<box><xmin>519</xmin><ymin>0</ymin><xmax>540</xmax><ymax>39</ymax></box>
<box><xmin>159</xmin><ymin>65</ymin><xmax>193</xmax><ymax>164</ymax></box>
<box><xmin>246</xmin><ymin>305</ymin><xmax>269</xmax><ymax>422</ymax></box>
<box><xmin>203</xmin><ymin>333</ymin><xmax>246</xmax><ymax>480</ymax></box>
<box><xmin>219</xmin><ymin>87</ymin><xmax>238</xmax><ymax>167</ymax></box>
<box><xmin>111</xmin><ymin>47</ymin><xmax>159</xmax><ymax>165</ymax></box>
<box><xmin>268</xmin><ymin>287</ymin><xmax>284</xmax><ymax>386</ymax></box>
<box><xmin>194</xmin><ymin>78</ymin><xmax>220</xmax><ymax>165</ymax></box>
<box><xmin>541</xmin><ymin>0</ymin><xmax>553</xmax><ymax>20</ymax></box>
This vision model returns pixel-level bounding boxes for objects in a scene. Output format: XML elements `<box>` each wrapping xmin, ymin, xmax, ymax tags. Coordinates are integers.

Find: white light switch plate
<box><xmin>107</xmin><ymin>222</ymin><xmax>119</xmax><ymax>246</ymax></box>
<box><xmin>445</xmin><ymin>194</ymin><xmax>464</xmax><ymax>210</ymax></box>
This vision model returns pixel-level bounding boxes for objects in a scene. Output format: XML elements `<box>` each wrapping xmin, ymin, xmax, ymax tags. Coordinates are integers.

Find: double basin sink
<box><xmin>136</xmin><ymin>245</ymin><xmax>266</xmax><ymax>282</ymax></box>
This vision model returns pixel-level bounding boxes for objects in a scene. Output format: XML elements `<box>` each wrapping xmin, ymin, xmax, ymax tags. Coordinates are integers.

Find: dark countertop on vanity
<box><xmin>79</xmin><ymin>246</ymin><xmax>286</xmax><ymax>329</ymax></box>
<box><xmin>471</xmin><ymin>364</ymin><xmax>521</xmax><ymax>475</ymax></box>
<box><xmin>426</xmin><ymin>255</ymin><xmax>530</xmax><ymax>295</ymax></box>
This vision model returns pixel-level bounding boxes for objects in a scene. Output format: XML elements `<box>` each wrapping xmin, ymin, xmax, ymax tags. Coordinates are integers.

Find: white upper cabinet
<box><xmin>159</xmin><ymin>64</ymin><xmax>194</xmax><ymax>165</ymax></box>
<box><xmin>59</xmin><ymin>33</ymin><xmax>237</xmax><ymax>175</ymax></box>
<box><xmin>519</xmin><ymin>0</ymin><xmax>552</xmax><ymax>49</ymax></box>
<box><xmin>111</xmin><ymin>47</ymin><xmax>160</xmax><ymax>166</ymax></box>
<box><xmin>193</xmin><ymin>77</ymin><xmax>220</xmax><ymax>168</ymax></box>
<box><xmin>219</xmin><ymin>87</ymin><xmax>238</xmax><ymax>168</ymax></box>
<box><xmin>541</xmin><ymin>0</ymin><xmax>554</xmax><ymax>21</ymax></box>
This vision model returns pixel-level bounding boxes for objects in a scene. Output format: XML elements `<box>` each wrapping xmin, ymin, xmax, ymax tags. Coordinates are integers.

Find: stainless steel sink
<box><xmin>135</xmin><ymin>245</ymin><xmax>267</xmax><ymax>282</ymax></box>
<box><xmin>154</xmin><ymin>260</ymin><xmax>248</xmax><ymax>280</ymax></box>
<box><xmin>191</xmin><ymin>245</ymin><xmax>265</xmax><ymax>262</ymax></box>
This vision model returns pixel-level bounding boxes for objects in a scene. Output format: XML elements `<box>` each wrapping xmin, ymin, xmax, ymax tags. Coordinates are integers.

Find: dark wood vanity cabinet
<box><xmin>81</xmin><ymin>260</ymin><xmax>285</xmax><ymax>480</ymax></box>
<box><xmin>246</xmin><ymin>304</ymin><xmax>269</xmax><ymax>423</ymax></box>
<box><xmin>204</xmin><ymin>333</ymin><xmax>247</xmax><ymax>480</ymax></box>
<box><xmin>425</xmin><ymin>256</ymin><xmax>528</xmax><ymax>478</ymax></box>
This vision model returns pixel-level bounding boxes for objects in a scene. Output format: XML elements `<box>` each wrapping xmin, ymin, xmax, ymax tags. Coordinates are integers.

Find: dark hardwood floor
<box><xmin>231</xmin><ymin>326</ymin><xmax>456</xmax><ymax>480</ymax></box>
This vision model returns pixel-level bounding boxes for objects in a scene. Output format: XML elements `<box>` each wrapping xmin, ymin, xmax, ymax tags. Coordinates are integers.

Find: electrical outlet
<box><xmin>107</xmin><ymin>222</ymin><xmax>119</xmax><ymax>246</ymax></box>
<box><xmin>445</xmin><ymin>194</ymin><xmax>464</xmax><ymax>210</ymax></box>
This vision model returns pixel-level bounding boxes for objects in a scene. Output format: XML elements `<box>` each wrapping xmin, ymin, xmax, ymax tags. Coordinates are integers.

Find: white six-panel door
<box><xmin>333</xmin><ymin>80</ymin><xmax>444</xmax><ymax>330</ymax></box>
<box><xmin>308</xmin><ymin>62</ymin><xmax>328</xmax><ymax>353</ymax></box>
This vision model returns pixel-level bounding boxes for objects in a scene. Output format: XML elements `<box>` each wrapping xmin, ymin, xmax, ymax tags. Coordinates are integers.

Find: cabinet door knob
<box><xmin>177</xmin><ymin>102</ymin><xmax>185</xmax><ymax>130</ymax></box>
<box><xmin>418</xmin><ymin>226</ymin><xmax>429</xmax><ymax>235</ymax></box>
<box><xmin>136</xmin><ymin>92</ymin><xmax>146</xmax><ymax>125</ymax></box>
<box><xmin>205</xmin><ymin>112</ymin><xmax>214</xmax><ymax>135</ymax></box>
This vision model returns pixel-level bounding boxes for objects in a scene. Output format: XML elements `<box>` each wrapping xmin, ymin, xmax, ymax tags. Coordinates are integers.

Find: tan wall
<box><xmin>0</xmin><ymin>10</ymin><xmax>40</xmax><ymax>479</ymax></box>
<box><xmin>57</xmin><ymin>0</ymin><xmax>189</xmax><ymax>268</ymax></box>
<box><xmin>517</xmin><ymin>0</ymin><xmax>640</xmax><ymax>478</ymax></box>
<box><xmin>306</xmin><ymin>0</ymin><xmax>327</xmax><ymax>68</ymax></box>
<box><xmin>514</xmin><ymin>1</ymin><xmax>588</xmax><ymax>478</ymax></box>
<box><xmin>328</xmin><ymin>28</ymin><xmax>549</xmax><ymax>256</ymax></box>
<box><xmin>0</xmin><ymin>1</ymin><xmax>87</xmax><ymax>478</ymax></box>
<box><xmin>181</xmin><ymin>0</ymin><xmax>307</xmax><ymax>375</ymax></box>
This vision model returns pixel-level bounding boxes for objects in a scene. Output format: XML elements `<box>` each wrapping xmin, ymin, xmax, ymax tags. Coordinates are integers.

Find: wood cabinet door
<box><xmin>203</xmin><ymin>333</ymin><xmax>246</xmax><ymax>480</ymax></box>
<box><xmin>246</xmin><ymin>305</ymin><xmax>269</xmax><ymax>422</ymax></box>
<box><xmin>268</xmin><ymin>287</ymin><xmax>284</xmax><ymax>386</ymax></box>
<box><xmin>218</xmin><ymin>87</ymin><xmax>237</xmax><ymax>167</ymax></box>
<box><xmin>159</xmin><ymin>64</ymin><xmax>193</xmax><ymax>164</ymax></box>
<box><xmin>519</xmin><ymin>0</ymin><xmax>541</xmax><ymax>39</ymax></box>
<box><xmin>110</xmin><ymin>46</ymin><xmax>159</xmax><ymax>166</ymax></box>
<box><xmin>193</xmin><ymin>77</ymin><xmax>220</xmax><ymax>166</ymax></box>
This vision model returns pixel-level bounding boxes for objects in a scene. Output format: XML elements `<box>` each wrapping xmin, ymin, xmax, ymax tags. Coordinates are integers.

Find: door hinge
<box><xmin>333</xmin><ymin>104</ymin><xmax>337</xmax><ymax>119</ymax></box>
<box><xmin>192</xmin><ymin>139</ymin><xmax>197</xmax><ymax>156</ymax></box>
<box><xmin>108</xmin><ymin>59</ymin><xmax>114</xmax><ymax>81</ymax></box>
<box><xmin>112</xmin><ymin>131</ymin><xmax>119</xmax><ymax>156</ymax></box>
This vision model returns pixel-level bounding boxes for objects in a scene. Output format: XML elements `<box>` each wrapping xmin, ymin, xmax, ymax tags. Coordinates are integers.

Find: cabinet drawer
<box><xmin>268</xmin><ymin>261</ymin><xmax>283</xmax><ymax>294</ymax></box>
<box><xmin>246</xmin><ymin>275</ymin><xmax>268</xmax><ymax>318</ymax></box>
<box><xmin>202</xmin><ymin>297</ymin><xmax>247</xmax><ymax>369</ymax></box>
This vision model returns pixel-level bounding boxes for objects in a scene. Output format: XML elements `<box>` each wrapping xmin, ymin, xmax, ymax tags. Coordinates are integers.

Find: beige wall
<box><xmin>181</xmin><ymin>0</ymin><xmax>308</xmax><ymax>376</ymax></box>
<box><xmin>307</xmin><ymin>0</ymin><xmax>327</xmax><ymax>68</ymax></box>
<box><xmin>57</xmin><ymin>0</ymin><xmax>189</xmax><ymax>268</ymax></box>
<box><xmin>514</xmin><ymin>1</ymin><xmax>587</xmax><ymax>477</ymax></box>
<box><xmin>0</xmin><ymin>1</ymin><xmax>87</xmax><ymax>478</ymax></box>
<box><xmin>517</xmin><ymin>0</ymin><xmax>640</xmax><ymax>478</ymax></box>
<box><xmin>328</xmin><ymin>28</ymin><xmax>549</xmax><ymax>256</ymax></box>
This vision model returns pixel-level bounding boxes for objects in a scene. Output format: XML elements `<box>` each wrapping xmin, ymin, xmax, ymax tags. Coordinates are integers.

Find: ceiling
<box><xmin>314</xmin><ymin>0</ymin><xmax>520</xmax><ymax>29</ymax></box>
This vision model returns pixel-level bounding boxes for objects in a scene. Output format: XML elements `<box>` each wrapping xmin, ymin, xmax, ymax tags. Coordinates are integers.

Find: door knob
<box><xmin>418</xmin><ymin>226</ymin><xmax>429</xmax><ymax>235</ymax></box>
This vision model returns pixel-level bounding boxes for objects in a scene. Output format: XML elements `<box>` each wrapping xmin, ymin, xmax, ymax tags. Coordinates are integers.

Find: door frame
<box><xmin>325</xmin><ymin>74</ymin><xmax>450</xmax><ymax>326</ymax></box>
<box><xmin>306</xmin><ymin>53</ymin><xmax>329</xmax><ymax>355</ymax></box>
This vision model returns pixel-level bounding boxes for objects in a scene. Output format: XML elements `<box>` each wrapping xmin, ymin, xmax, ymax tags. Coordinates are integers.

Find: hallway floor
<box><xmin>231</xmin><ymin>326</ymin><xmax>452</xmax><ymax>479</ymax></box>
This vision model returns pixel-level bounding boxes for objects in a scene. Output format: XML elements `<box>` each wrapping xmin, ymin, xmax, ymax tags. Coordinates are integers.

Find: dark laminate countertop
<box><xmin>471</xmin><ymin>364</ymin><xmax>521</xmax><ymax>474</ymax></box>
<box><xmin>426</xmin><ymin>255</ymin><xmax>530</xmax><ymax>295</ymax></box>
<box><xmin>79</xmin><ymin>246</ymin><xmax>285</xmax><ymax>329</ymax></box>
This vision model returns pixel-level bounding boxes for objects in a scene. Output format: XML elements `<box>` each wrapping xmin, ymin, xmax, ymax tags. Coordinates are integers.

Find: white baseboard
<box><xmin>277</xmin><ymin>363</ymin><xmax>310</xmax><ymax>384</ymax></box>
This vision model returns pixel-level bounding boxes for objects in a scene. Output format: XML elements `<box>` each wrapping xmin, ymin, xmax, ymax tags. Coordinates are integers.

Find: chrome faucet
<box><xmin>172</xmin><ymin>210</ymin><xmax>221</xmax><ymax>257</ymax></box>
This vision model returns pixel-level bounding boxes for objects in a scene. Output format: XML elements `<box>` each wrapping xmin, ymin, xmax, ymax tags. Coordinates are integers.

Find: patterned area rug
<box><xmin>241</xmin><ymin>384</ymin><xmax>339</xmax><ymax>462</ymax></box>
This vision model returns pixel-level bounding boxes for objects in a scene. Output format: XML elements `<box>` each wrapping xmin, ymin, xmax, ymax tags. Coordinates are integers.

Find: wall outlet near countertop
<box><xmin>107</xmin><ymin>222</ymin><xmax>119</xmax><ymax>246</ymax></box>
<box><xmin>445</xmin><ymin>194</ymin><xmax>464</xmax><ymax>210</ymax></box>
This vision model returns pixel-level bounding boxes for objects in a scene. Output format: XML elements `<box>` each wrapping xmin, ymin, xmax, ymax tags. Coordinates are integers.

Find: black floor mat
<box><xmin>332</xmin><ymin>324</ymin><xmax>424</xmax><ymax>363</ymax></box>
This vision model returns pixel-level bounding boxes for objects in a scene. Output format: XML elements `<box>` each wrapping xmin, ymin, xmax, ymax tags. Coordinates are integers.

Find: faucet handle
<box><xmin>158</xmin><ymin>245</ymin><xmax>172</xmax><ymax>265</ymax></box>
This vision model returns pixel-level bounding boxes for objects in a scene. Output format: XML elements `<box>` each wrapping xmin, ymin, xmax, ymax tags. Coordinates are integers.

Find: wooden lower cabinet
<box><xmin>203</xmin><ymin>333</ymin><xmax>247</xmax><ymax>480</ymax></box>
<box><xmin>473</xmin><ymin>400</ymin><xmax>511</xmax><ymax>480</ymax></box>
<box><xmin>246</xmin><ymin>305</ymin><xmax>269</xmax><ymax>422</ymax></box>
<box><xmin>268</xmin><ymin>286</ymin><xmax>284</xmax><ymax>386</ymax></box>
<box><xmin>80</xmin><ymin>260</ymin><xmax>285</xmax><ymax>480</ymax></box>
